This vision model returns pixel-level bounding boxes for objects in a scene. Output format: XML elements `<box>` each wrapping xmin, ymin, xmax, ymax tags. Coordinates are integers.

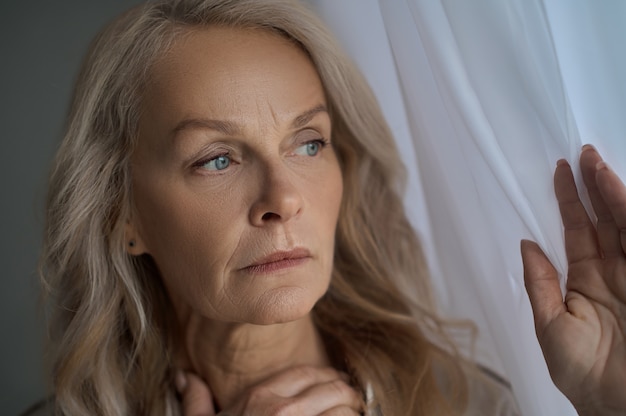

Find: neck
<box><xmin>175</xmin><ymin>313</ymin><xmax>329</xmax><ymax>409</ymax></box>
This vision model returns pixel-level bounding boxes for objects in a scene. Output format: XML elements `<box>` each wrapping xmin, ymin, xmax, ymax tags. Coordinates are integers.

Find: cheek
<box><xmin>132</xmin><ymin>179</ymin><xmax>247</xmax><ymax>314</ymax></box>
<box><xmin>318</xmin><ymin>163</ymin><xmax>343</xmax><ymax>232</ymax></box>
<box><xmin>307</xmin><ymin>162</ymin><xmax>343</xmax><ymax>267</ymax></box>
<box><xmin>134</xmin><ymin>164</ymin><xmax>246</xmax><ymax>248</ymax></box>
<box><xmin>137</xmin><ymin>190</ymin><xmax>235</xmax><ymax>258</ymax></box>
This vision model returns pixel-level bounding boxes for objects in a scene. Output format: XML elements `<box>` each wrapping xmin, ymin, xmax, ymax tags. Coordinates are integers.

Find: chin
<box><xmin>249</xmin><ymin>286</ymin><xmax>323</xmax><ymax>325</ymax></box>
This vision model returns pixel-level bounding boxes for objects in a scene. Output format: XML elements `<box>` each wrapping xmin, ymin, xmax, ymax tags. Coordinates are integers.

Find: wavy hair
<box><xmin>41</xmin><ymin>0</ymin><xmax>470</xmax><ymax>414</ymax></box>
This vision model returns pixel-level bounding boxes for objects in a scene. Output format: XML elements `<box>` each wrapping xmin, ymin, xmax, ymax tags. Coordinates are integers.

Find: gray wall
<box><xmin>0</xmin><ymin>1</ymin><xmax>141</xmax><ymax>413</ymax></box>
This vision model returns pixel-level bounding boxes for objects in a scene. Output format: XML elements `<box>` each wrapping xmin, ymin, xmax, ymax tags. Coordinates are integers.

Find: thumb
<box><xmin>521</xmin><ymin>239</ymin><xmax>566</xmax><ymax>336</ymax></box>
<box><xmin>176</xmin><ymin>370</ymin><xmax>216</xmax><ymax>416</ymax></box>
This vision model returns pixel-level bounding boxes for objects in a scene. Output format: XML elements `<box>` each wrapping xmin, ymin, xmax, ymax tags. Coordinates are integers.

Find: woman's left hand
<box><xmin>522</xmin><ymin>145</ymin><xmax>626</xmax><ymax>415</ymax></box>
<box><xmin>176</xmin><ymin>371</ymin><xmax>216</xmax><ymax>416</ymax></box>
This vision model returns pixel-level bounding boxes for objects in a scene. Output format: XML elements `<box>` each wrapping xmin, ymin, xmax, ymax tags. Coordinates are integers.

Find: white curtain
<box><xmin>306</xmin><ymin>1</ymin><xmax>626</xmax><ymax>415</ymax></box>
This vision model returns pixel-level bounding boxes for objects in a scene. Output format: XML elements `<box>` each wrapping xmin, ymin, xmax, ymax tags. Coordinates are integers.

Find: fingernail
<box><xmin>175</xmin><ymin>370</ymin><xmax>187</xmax><ymax>394</ymax></box>
<box><xmin>556</xmin><ymin>158</ymin><xmax>569</xmax><ymax>167</ymax></box>
<box><xmin>596</xmin><ymin>161</ymin><xmax>610</xmax><ymax>172</ymax></box>
<box><xmin>582</xmin><ymin>143</ymin><xmax>597</xmax><ymax>152</ymax></box>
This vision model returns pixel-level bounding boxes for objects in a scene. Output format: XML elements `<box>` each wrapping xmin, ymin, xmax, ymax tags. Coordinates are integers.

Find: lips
<box><xmin>242</xmin><ymin>247</ymin><xmax>311</xmax><ymax>274</ymax></box>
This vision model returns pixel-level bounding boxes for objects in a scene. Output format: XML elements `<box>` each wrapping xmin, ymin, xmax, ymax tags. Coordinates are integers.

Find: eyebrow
<box><xmin>171</xmin><ymin>104</ymin><xmax>328</xmax><ymax>138</ymax></box>
<box><xmin>291</xmin><ymin>104</ymin><xmax>328</xmax><ymax>129</ymax></box>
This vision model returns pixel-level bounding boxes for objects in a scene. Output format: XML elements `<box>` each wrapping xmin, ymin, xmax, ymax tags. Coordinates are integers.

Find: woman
<box><xmin>37</xmin><ymin>0</ymin><xmax>626</xmax><ymax>415</ymax></box>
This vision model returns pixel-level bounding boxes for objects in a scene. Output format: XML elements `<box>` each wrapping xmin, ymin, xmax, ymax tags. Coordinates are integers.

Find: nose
<box><xmin>249</xmin><ymin>164</ymin><xmax>304</xmax><ymax>226</ymax></box>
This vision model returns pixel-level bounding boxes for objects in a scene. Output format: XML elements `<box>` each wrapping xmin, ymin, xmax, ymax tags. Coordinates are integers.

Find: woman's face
<box><xmin>129</xmin><ymin>27</ymin><xmax>343</xmax><ymax>325</ymax></box>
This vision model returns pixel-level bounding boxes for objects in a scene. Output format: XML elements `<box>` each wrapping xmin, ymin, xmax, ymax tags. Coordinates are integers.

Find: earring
<box><xmin>129</xmin><ymin>240</ymin><xmax>136</xmax><ymax>248</ymax></box>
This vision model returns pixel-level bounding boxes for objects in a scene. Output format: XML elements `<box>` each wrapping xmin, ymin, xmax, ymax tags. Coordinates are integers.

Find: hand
<box><xmin>522</xmin><ymin>145</ymin><xmax>626</xmax><ymax>415</ymax></box>
<box><xmin>176</xmin><ymin>370</ymin><xmax>215</xmax><ymax>416</ymax></box>
<box><xmin>176</xmin><ymin>366</ymin><xmax>364</xmax><ymax>416</ymax></box>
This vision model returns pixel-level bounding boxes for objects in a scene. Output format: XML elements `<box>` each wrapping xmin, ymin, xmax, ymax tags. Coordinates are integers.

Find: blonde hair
<box><xmin>41</xmin><ymin>0</ymin><xmax>469</xmax><ymax>414</ymax></box>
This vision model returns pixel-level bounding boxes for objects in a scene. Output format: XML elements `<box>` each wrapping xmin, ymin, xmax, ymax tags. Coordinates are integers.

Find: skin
<box><xmin>175</xmin><ymin>145</ymin><xmax>626</xmax><ymax>415</ymax></box>
<box><xmin>126</xmin><ymin>27</ymin><xmax>361</xmax><ymax>413</ymax></box>
<box><xmin>124</xmin><ymin>21</ymin><xmax>626</xmax><ymax>416</ymax></box>
<box><xmin>172</xmin><ymin>145</ymin><xmax>626</xmax><ymax>416</ymax></box>
<box><xmin>522</xmin><ymin>145</ymin><xmax>626</xmax><ymax>415</ymax></box>
<box><xmin>177</xmin><ymin>143</ymin><xmax>626</xmax><ymax>415</ymax></box>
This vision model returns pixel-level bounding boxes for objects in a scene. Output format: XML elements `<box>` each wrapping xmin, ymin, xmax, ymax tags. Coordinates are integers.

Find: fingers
<box><xmin>521</xmin><ymin>240</ymin><xmax>566</xmax><ymax>334</ymax></box>
<box><xmin>580</xmin><ymin>145</ymin><xmax>625</xmax><ymax>257</ymax></box>
<box><xmin>595</xmin><ymin>161</ymin><xmax>626</xmax><ymax>256</ymax></box>
<box><xmin>295</xmin><ymin>378</ymin><xmax>364</xmax><ymax>414</ymax></box>
<box><xmin>240</xmin><ymin>366</ymin><xmax>364</xmax><ymax>415</ymax></box>
<box><xmin>176</xmin><ymin>371</ymin><xmax>215</xmax><ymax>416</ymax></box>
<box><xmin>554</xmin><ymin>158</ymin><xmax>600</xmax><ymax>264</ymax></box>
<box><xmin>262</xmin><ymin>366</ymin><xmax>349</xmax><ymax>398</ymax></box>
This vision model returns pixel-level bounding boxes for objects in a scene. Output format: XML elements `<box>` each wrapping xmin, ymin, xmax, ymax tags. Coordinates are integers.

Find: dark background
<box><xmin>0</xmin><ymin>1</ymin><xmax>142</xmax><ymax>413</ymax></box>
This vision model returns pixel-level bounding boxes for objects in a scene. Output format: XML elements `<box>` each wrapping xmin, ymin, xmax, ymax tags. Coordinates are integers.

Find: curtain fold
<box><xmin>307</xmin><ymin>1</ymin><xmax>624</xmax><ymax>415</ymax></box>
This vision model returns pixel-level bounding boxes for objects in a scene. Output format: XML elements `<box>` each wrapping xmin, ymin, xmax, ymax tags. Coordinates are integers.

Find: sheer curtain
<box><xmin>306</xmin><ymin>1</ymin><xmax>625</xmax><ymax>415</ymax></box>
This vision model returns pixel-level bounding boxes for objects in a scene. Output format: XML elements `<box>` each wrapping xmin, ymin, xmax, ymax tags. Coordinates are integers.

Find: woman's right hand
<box><xmin>176</xmin><ymin>366</ymin><xmax>364</xmax><ymax>416</ymax></box>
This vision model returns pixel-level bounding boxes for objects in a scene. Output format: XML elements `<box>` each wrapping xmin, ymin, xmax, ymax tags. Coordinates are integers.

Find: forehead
<box><xmin>141</xmin><ymin>26</ymin><xmax>326</xmax><ymax>129</ymax></box>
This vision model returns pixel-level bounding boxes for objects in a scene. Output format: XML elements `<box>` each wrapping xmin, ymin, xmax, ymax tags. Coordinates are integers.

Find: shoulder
<box><xmin>463</xmin><ymin>365</ymin><xmax>520</xmax><ymax>416</ymax></box>
<box><xmin>19</xmin><ymin>398</ymin><xmax>55</xmax><ymax>416</ymax></box>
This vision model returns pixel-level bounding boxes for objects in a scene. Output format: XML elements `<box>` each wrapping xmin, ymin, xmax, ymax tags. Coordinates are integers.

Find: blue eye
<box><xmin>295</xmin><ymin>140</ymin><xmax>323</xmax><ymax>157</ymax></box>
<box><xmin>202</xmin><ymin>155</ymin><xmax>231</xmax><ymax>171</ymax></box>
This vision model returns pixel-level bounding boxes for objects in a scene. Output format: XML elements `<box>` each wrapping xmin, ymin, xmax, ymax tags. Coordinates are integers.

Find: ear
<box><xmin>124</xmin><ymin>221</ymin><xmax>148</xmax><ymax>256</ymax></box>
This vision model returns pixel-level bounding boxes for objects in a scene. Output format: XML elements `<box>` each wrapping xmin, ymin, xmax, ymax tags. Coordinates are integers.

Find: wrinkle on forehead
<box><xmin>140</xmin><ymin>25</ymin><xmax>326</xmax><ymax>147</ymax></box>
